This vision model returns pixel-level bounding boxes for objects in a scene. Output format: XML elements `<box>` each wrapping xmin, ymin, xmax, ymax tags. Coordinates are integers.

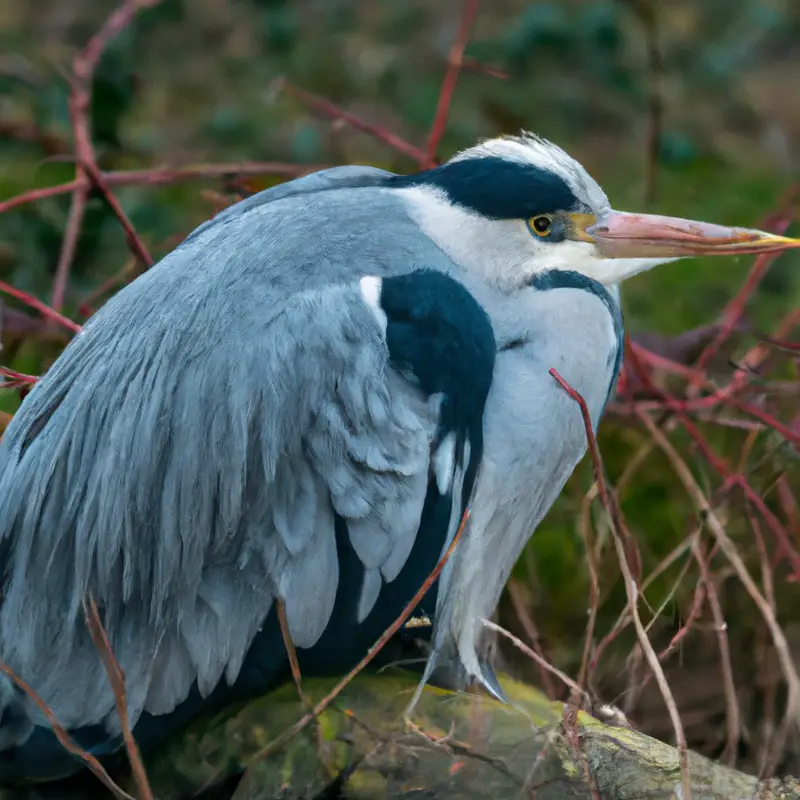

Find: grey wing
<box><xmin>183</xmin><ymin>165</ymin><xmax>396</xmax><ymax>246</ymax></box>
<box><xmin>0</xmin><ymin>278</ymin><xmax>437</xmax><ymax>737</ymax></box>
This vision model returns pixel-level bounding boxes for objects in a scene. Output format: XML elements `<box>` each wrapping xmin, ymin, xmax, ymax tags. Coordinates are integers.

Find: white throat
<box><xmin>394</xmin><ymin>185</ymin><xmax>542</xmax><ymax>289</ymax></box>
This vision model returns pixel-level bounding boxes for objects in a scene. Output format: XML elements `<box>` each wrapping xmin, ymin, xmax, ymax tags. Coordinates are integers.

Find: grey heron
<box><xmin>0</xmin><ymin>133</ymin><xmax>797</xmax><ymax>784</ymax></box>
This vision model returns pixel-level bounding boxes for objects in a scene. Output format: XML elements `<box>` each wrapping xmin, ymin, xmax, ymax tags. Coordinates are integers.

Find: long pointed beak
<box><xmin>582</xmin><ymin>210</ymin><xmax>800</xmax><ymax>259</ymax></box>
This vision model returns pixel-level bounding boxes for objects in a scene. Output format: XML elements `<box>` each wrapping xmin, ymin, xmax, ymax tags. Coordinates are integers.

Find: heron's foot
<box><xmin>476</xmin><ymin>657</ymin><xmax>509</xmax><ymax>704</ymax></box>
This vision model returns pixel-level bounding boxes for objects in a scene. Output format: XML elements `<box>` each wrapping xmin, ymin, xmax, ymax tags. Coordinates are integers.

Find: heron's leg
<box><xmin>400</xmin><ymin>651</ymin><xmax>456</xmax><ymax>746</ymax></box>
<box><xmin>403</xmin><ymin>648</ymin><xmax>438</xmax><ymax>719</ymax></box>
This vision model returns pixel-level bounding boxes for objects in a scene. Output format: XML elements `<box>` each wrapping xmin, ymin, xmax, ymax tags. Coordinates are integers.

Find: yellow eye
<box><xmin>530</xmin><ymin>215</ymin><xmax>552</xmax><ymax>237</ymax></box>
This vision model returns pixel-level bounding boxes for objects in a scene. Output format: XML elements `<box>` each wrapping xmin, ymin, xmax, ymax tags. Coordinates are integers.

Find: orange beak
<box><xmin>580</xmin><ymin>210</ymin><xmax>800</xmax><ymax>259</ymax></box>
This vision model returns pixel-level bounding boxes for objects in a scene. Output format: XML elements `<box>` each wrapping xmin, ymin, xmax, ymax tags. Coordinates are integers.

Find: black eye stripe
<box><xmin>387</xmin><ymin>157</ymin><xmax>579</xmax><ymax>219</ymax></box>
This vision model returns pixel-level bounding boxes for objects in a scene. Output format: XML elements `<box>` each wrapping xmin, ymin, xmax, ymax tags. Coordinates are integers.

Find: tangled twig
<box><xmin>550</xmin><ymin>367</ymin><xmax>694</xmax><ymax>800</ymax></box>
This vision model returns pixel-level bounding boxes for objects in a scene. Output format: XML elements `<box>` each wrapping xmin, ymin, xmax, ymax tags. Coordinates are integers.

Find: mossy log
<box><xmin>117</xmin><ymin>673</ymin><xmax>798</xmax><ymax>800</ymax></box>
<box><xmin>2</xmin><ymin>673</ymin><xmax>798</xmax><ymax>799</ymax></box>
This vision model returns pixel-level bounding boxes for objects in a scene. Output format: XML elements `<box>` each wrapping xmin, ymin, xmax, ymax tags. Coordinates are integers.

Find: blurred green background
<box><xmin>1</xmin><ymin>0</ymin><xmax>800</xmax><ymax>782</ymax></box>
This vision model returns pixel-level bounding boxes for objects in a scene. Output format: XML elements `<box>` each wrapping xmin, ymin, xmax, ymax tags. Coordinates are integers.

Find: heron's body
<box><xmin>2</xmin><ymin>136</ymin><xmax>790</xmax><ymax>786</ymax></box>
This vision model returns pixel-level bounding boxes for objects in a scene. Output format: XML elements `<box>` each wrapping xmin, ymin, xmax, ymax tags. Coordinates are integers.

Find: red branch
<box><xmin>63</xmin><ymin>0</ymin><xmax>160</xmax><ymax>298</ymax></box>
<box><xmin>625</xmin><ymin>345</ymin><xmax>800</xmax><ymax>579</ymax></box>
<box><xmin>692</xmin><ymin>186</ymin><xmax>800</xmax><ymax>380</ymax></box>
<box><xmin>686</xmin><ymin>289</ymin><xmax>800</xmax><ymax>414</ymax></box>
<box><xmin>549</xmin><ymin>370</ymin><xmax>609</xmax><ymax>507</ymax></box>
<box><xmin>620</xmin><ymin>343</ymin><xmax>800</xmax><ymax>450</ymax></box>
<box><xmin>0</xmin><ymin>162</ymin><xmax>326</xmax><ymax>216</ymax></box>
<box><xmin>83</xmin><ymin>596</ymin><xmax>154</xmax><ymax>800</ymax></box>
<box><xmin>549</xmin><ymin>367</ymin><xmax>693</xmax><ymax>800</ymax></box>
<box><xmin>0</xmin><ymin>366</ymin><xmax>40</xmax><ymax>387</ymax></box>
<box><xmin>0</xmin><ymin>279</ymin><xmax>82</xmax><ymax>333</ymax></box>
<box><xmin>0</xmin><ymin>662</ymin><xmax>135</xmax><ymax>799</ymax></box>
<box><xmin>46</xmin><ymin>0</ymin><xmax>162</xmax><ymax>311</ymax></box>
<box><xmin>283</xmin><ymin>81</ymin><xmax>429</xmax><ymax>166</ymax></box>
<box><xmin>51</xmin><ymin>183</ymin><xmax>88</xmax><ymax>312</ymax></box>
<box><xmin>426</xmin><ymin>0</ymin><xmax>481</xmax><ymax>165</ymax></box>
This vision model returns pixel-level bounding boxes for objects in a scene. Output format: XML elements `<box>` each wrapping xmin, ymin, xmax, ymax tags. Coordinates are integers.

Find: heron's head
<box><xmin>391</xmin><ymin>133</ymin><xmax>800</xmax><ymax>290</ymax></box>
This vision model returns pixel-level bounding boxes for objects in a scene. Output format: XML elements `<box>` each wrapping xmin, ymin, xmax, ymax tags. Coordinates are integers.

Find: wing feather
<box><xmin>182</xmin><ymin>165</ymin><xmax>395</xmax><ymax>247</ymax></box>
<box><xmin>0</xmin><ymin>277</ymin><xmax>439</xmax><ymax>736</ymax></box>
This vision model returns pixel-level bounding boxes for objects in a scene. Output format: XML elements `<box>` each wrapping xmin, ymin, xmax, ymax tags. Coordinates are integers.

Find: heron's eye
<box><xmin>529</xmin><ymin>215</ymin><xmax>552</xmax><ymax>237</ymax></box>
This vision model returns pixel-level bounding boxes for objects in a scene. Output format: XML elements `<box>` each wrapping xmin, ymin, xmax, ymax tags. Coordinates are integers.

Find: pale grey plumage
<box><xmin>0</xmin><ymin>136</ymin><xmax>625</xmax><ymax>760</ymax></box>
<box><xmin>430</xmin><ymin>284</ymin><xmax>617</xmax><ymax>684</ymax></box>
<box><xmin>0</xmin><ymin>178</ymin><xmax>460</xmax><ymax>739</ymax></box>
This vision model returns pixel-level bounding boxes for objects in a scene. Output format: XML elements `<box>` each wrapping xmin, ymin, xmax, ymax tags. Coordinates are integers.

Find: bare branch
<box><xmin>550</xmin><ymin>367</ymin><xmax>693</xmax><ymax>800</ymax></box>
<box><xmin>636</xmin><ymin>409</ymin><xmax>800</xmax><ymax>731</ymax></box>
<box><xmin>426</xmin><ymin>0</ymin><xmax>481</xmax><ymax>164</ymax></box>
<box><xmin>0</xmin><ymin>661</ymin><xmax>136</xmax><ymax>800</ymax></box>
<box><xmin>0</xmin><ymin>279</ymin><xmax>82</xmax><ymax>333</ymax></box>
<box><xmin>282</xmin><ymin>81</ymin><xmax>429</xmax><ymax>166</ymax></box>
<box><xmin>83</xmin><ymin>595</ymin><xmax>154</xmax><ymax>800</ymax></box>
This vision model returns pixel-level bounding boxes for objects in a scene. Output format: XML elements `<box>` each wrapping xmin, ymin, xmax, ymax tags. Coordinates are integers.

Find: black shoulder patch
<box><xmin>378</xmin><ymin>269</ymin><xmax>495</xmax><ymax>509</ymax></box>
<box><xmin>379</xmin><ymin>269</ymin><xmax>495</xmax><ymax>432</ymax></box>
<box><xmin>388</xmin><ymin>156</ymin><xmax>579</xmax><ymax>219</ymax></box>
